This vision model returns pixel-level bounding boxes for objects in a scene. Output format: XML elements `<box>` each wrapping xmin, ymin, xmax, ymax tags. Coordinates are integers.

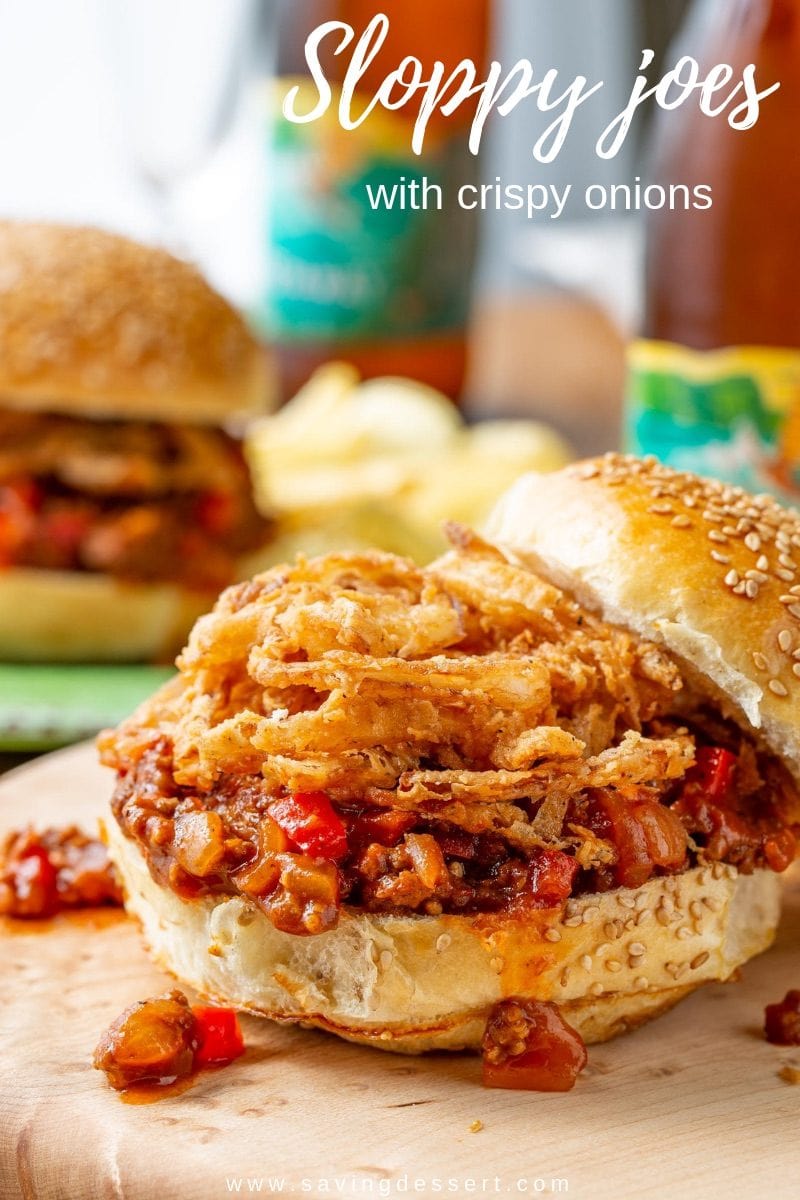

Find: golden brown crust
<box><xmin>108</xmin><ymin>821</ymin><xmax>781</xmax><ymax>1053</ymax></box>
<box><xmin>0</xmin><ymin>222</ymin><xmax>273</xmax><ymax>424</ymax></box>
<box><xmin>487</xmin><ymin>454</ymin><xmax>800</xmax><ymax>782</ymax></box>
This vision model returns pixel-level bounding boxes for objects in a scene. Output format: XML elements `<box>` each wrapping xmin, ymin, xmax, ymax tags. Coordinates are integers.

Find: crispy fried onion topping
<box><xmin>101</xmin><ymin>529</ymin><xmax>691</xmax><ymax>846</ymax></box>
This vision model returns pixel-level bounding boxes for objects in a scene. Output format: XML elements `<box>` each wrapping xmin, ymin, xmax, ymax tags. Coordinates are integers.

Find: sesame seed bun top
<box><xmin>0</xmin><ymin>222</ymin><xmax>273</xmax><ymax>425</ymax></box>
<box><xmin>486</xmin><ymin>454</ymin><xmax>800</xmax><ymax>782</ymax></box>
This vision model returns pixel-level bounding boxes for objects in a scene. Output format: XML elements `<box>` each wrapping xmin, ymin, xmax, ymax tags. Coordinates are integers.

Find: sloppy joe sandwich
<box><xmin>99</xmin><ymin>456</ymin><xmax>800</xmax><ymax>1069</ymax></box>
<box><xmin>0</xmin><ymin>222</ymin><xmax>273</xmax><ymax>662</ymax></box>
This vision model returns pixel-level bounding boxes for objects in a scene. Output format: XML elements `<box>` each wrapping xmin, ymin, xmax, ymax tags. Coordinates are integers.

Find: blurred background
<box><xmin>0</xmin><ymin>0</ymin><xmax>691</xmax><ymax>455</ymax></box>
<box><xmin>5</xmin><ymin>0</ymin><xmax>800</xmax><ymax>756</ymax></box>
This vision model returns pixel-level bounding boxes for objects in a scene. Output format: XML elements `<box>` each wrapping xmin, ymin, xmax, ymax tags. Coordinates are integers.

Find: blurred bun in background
<box><xmin>0</xmin><ymin>223</ymin><xmax>272</xmax><ymax>425</ymax></box>
<box><xmin>0</xmin><ymin>222</ymin><xmax>275</xmax><ymax>663</ymax></box>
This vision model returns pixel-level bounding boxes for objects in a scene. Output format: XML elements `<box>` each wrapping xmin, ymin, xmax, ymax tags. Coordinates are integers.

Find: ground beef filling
<box><xmin>0</xmin><ymin>408</ymin><xmax>269</xmax><ymax>589</ymax></box>
<box><xmin>0</xmin><ymin>825</ymin><xmax>122</xmax><ymax>918</ymax></box>
<box><xmin>110</xmin><ymin>723</ymin><xmax>799</xmax><ymax>938</ymax></box>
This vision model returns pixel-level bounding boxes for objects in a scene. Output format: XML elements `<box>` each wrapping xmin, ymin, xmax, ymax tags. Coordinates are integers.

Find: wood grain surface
<box><xmin>1</xmin><ymin>743</ymin><xmax>798</xmax><ymax>1200</ymax></box>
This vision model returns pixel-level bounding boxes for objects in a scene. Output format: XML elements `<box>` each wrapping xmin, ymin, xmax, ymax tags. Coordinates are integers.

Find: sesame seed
<box><xmin>689</xmin><ymin>901</ymin><xmax>704</xmax><ymax>919</ymax></box>
<box><xmin>757</xmin><ymin>555</ymin><xmax>770</xmax><ymax>571</ymax></box>
<box><xmin>560</xmin><ymin>968</ymin><xmax>571</xmax><ymax>987</ymax></box>
<box><xmin>712</xmin><ymin>862</ymin><xmax>726</xmax><ymax>880</ymax></box>
<box><xmin>676</xmin><ymin>927</ymin><xmax>692</xmax><ymax>940</ymax></box>
<box><xmin>732</xmin><ymin>581</ymin><xmax>747</xmax><ymax>595</ymax></box>
<box><xmin>656</xmin><ymin>907</ymin><xmax>672</xmax><ymax>927</ymax></box>
<box><xmin>793</xmin><ymin>664</ymin><xmax>800</xmax><ymax>679</ymax></box>
<box><xmin>711</xmin><ymin>550</ymin><xmax>731</xmax><ymax>565</ymax></box>
<box><xmin>745</xmin><ymin>570</ymin><xmax>768</xmax><ymax>584</ymax></box>
<box><xmin>724</xmin><ymin>569</ymin><xmax>740</xmax><ymax>587</ymax></box>
<box><xmin>606</xmin><ymin>960</ymin><xmax>622</xmax><ymax>973</ymax></box>
<box><xmin>617</xmin><ymin>894</ymin><xmax>636</xmax><ymax>910</ymax></box>
<box><xmin>780</xmin><ymin>595</ymin><xmax>797</xmax><ymax>605</ymax></box>
<box><xmin>635</xmin><ymin>976</ymin><xmax>648</xmax><ymax>989</ymax></box>
<box><xmin>691</xmin><ymin>952</ymin><xmax>710</xmax><ymax>970</ymax></box>
<box><xmin>744</xmin><ymin>532</ymin><xmax>762</xmax><ymax>552</ymax></box>
<box><xmin>789</xmin><ymin>605</ymin><xmax>800</xmax><ymax>621</ymax></box>
<box><xmin>779</xmin><ymin>554</ymin><xmax>797</xmax><ymax>570</ymax></box>
<box><xmin>745</xmin><ymin>580</ymin><xmax>759</xmax><ymax>598</ymax></box>
<box><xmin>590</xmin><ymin>983</ymin><xmax>605</xmax><ymax>997</ymax></box>
<box><xmin>582</xmin><ymin>905</ymin><xmax>600</xmax><ymax>923</ymax></box>
<box><xmin>649</xmin><ymin>504</ymin><xmax>674</xmax><ymax>516</ymax></box>
<box><xmin>776</xmin><ymin>568</ymin><xmax>796</xmax><ymax>583</ymax></box>
<box><xmin>563</xmin><ymin>915</ymin><xmax>582</xmax><ymax>928</ymax></box>
<box><xmin>436</xmin><ymin>934</ymin><xmax>451</xmax><ymax>953</ymax></box>
<box><xmin>672</xmin><ymin>515</ymin><xmax>692</xmax><ymax>529</ymax></box>
<box><xmin>581</xmin><ymin>955</ymin><xmax>593</xmax><ymax>972</ymax></box>
<box><xmin>779</xmin><ymin>630</ymin><xmax>794</xmax><ymax>653</ymax></box>
<box><xmin>702</xmin><ymin>897</ymin><xmax>721</xmax><ymax>913</ymax></box>
<box><xmin>629</xmin><ymin>942</ymin><xmax>646</xmax><ymax>957</ymax></box>
<box><xmin>544</xmin><ymin>928</ymin><xmax>562</xmax><ymax>943</ymax></box>
<box><xmin>635</xmin><ymin>909</ymin><xmax>649</xmax><ymax>926</ymax></box>
<box><xmin>752</xmin><ymin>652</ymin><xmax>769</xmax><ymax>672</ymax></box>
<box><xmin>709</xmin><ymin>529</ymin><xmax>728</xmax><ymax>544</ymax></box>
<box><xmin>596</xmin><ymin>942</ymin><xmax>612</xmax><ymax>956</ymax></box>
<box><xmin>769</xmin><ymin>679</ymin><xmax>789</xmax><ymax>697</ymax></box>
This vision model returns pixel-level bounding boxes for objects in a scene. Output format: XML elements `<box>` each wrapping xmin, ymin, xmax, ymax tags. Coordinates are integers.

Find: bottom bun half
<box><xmin>0</xmin><ymin>568</ymin><xmax>218</xmax><ymax>663</ymax></box>
<box><xmin>107</xmin><ymin>821</ymin><xmax>781</xmax><ymax>1053</ymax></box>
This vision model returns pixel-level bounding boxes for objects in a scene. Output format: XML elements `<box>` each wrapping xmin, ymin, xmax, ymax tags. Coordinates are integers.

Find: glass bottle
<box><xmin>628</xmin><ymin>0</ymin><xmax>800</xmax><ymax>501</ymax></box>
<box><xmin>257</xmin><ymin>0</ymin><xmax>491</xmax><ymax>404</ymax></box>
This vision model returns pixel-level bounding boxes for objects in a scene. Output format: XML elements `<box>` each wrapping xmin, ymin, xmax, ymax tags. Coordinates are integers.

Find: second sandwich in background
<box><xmin>0</xmin><ymin>223</ymin><xmax>274</xmax><ymax>663</ymax></box>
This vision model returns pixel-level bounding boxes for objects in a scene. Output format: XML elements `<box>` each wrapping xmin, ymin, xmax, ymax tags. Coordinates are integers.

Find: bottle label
<box><xmin>257</xmin><ymin>80</ymin><xmax>478</xmax><ymax>344</ymax></box>
<box><xmin>627</xmin><ymin>340</ymin><xmax>800</xmax><ymax>504</ymax></box>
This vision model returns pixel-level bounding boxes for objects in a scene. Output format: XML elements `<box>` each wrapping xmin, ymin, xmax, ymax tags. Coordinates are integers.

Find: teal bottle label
<box><xmin>257</xmin><ymin>81</ymin><xmax>477</xmax><ymax>344</ymax></box>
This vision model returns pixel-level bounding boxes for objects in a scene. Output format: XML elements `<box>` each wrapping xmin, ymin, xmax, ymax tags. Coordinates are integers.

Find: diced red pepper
<box><xmin>192</xmin><ymin>1006</ymin><xmax>246</xmax><ymax>1066</ymax></box>
<box><xmin>8</xmin><ymin>847</ymin><xmax>59</xmax><ymax>918</ymax></box>
<box><xmin>195</xmin><ymin>490</ymin><xmax>238</xmax><ymax>536</ymax></box>
<box><xmin>527</xmin><ymin>849</ymin><xmax>579</xmax><ymax>907</ymax></box>
<box><xmin>691</xmin><ymin>746</ymin><xmax>737</xmax><ymax>800</ymax></box>
<box><xmin>269</xmin><ymin>792</ymin><xmax>348</xmax><ymax>861</ymax></box>
<box><xmin>42</xmin><ymin>506</ymin><xmax>93</xmax><ymax>555</ymax></box>
<box><xmin>1</xmin><ymin>478</ymin><xmax>43</xmax><ymax>513</ymax></box>
<box><xmin>0</xmin><ymin>478</ymin><xmax>42</xmax><ymax>563</ymax></box>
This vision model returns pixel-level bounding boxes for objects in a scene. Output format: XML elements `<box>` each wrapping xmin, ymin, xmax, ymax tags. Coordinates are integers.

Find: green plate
<box><xmin>0</xmin><ymin>664</ymin><xmax>174</xmax><ymax>752</ymax></box>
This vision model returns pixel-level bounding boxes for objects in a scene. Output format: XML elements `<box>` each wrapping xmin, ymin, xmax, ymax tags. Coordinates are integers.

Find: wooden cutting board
<box><xmin>1</xmin><ymin>743</ymin><xmax>798</xmax><ymax>1200</ymax></box>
